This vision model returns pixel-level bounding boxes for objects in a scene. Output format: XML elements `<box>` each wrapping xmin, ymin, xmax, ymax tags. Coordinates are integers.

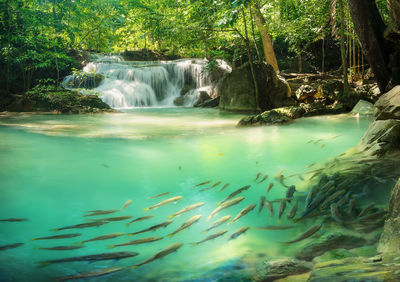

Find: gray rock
<box><xmin>351</xmin><ymin>100</ymin><xmax>375</xmax><ymax>115</ymax></box>
<box><xmin>237</xmin><ymin>107</ymin><xmax>295</xmax><ymax>126</ymax></box>
<box><xmin>312</xmin><ymin>248</ymin><xmax>355</xmax><ymax>263</ymax></box>
<box><xmin>296</xmin><ymin>85</ymin><xmax>317</xmax><ymax>101</ymax></box>
<box><xmin>193</xmin><ymin>91</ymin><xmax>212</xmax><ymax>107</ymax></box>
<box><xmin>195</xmin><ymin>96</ymin><xmax>220</xmax><ymax>108</ymax></box>
<box><xmin>375</xmin><ymin>85</ymin><xmax>400</xmax><ymax>120</ymax></box>
<box><xmin>255</xmin><ymin>257</ymin><xmax>312</xmax><ymax>281</ymax></box>
<box><xmin>295</xmin><ymin>232</ymin><xmax>367</xmax><ymax>261</ymax></box>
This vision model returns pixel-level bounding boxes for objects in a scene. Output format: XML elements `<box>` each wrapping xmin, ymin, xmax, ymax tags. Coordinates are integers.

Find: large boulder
<box><xmin>378</xmin><ymin>177</ymin><xmax>400</xmax><ymax>253</ymax></box>
<box><xmin>375</xmin><ymin>85</ymin><xmax>400</xmax><ymax>120</ymax></box>
<box><xmin>217</xmin><ymin>62</ymin><xmax>291</xmax><ymax>112</ymax></box>
<box><xmin>351</xmin><ymin>100</ymin><xmax>375</xmax><ymax>115</ymax></box>
<box><xmin>255</xmin><ymin>257</ymin><xmax>312</xmax><ymax>281</ymax></box>
<box><xmin>238</xmin><ymin>106</ymin><xmax>305</xmax><ymax>126</ymax></box>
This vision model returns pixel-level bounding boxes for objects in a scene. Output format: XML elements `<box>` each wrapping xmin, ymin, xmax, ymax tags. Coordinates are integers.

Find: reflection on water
<box><xmin>0</xmin><ymin>109</ymin><xmax>371</xmax><ymax>281</ymax></box>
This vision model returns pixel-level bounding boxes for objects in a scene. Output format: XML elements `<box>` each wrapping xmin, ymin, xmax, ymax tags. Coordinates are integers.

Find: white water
<box><xmin>63</xmin><ymin>56</ymin><xmax>231</xmax><ymax>108</ymax></box>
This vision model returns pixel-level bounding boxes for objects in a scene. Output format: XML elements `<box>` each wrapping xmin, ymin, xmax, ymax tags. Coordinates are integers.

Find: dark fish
<box><xmin>283</xmin><ymin>224</ymin><xmax>322</xmax><ymax>244</ymax></box>
<box><xmin>78</xmin><ymin>233</ymin><xmax>125</xmax><ymax>244</ymax></box>
<box><xmin>258</xmin><ymin>196</ymin><xmax>266</xmax><ymax>214</ymax></box>
<box><xmin>51</xmin><ymin>221</ymin><xmax>108</xmax><ymax>231</ymax></box>
<box><xmin>286</xmin><ymin>199</ymin><xmax>298</xmax><ymax>220</ymax></box>
<box><xmin>57</xmin><ymin>267</ymin><xmax>124</xmax><ymax>281</ymax></box>
<box><xmin>149</xmin><ymin>192</ymin><xmax>170</xmax><ymax>199</ymax></box>
<box><xmin>229</xmin><ymin>226</ymin><xmax>249</xmax><ymax>240</ymax></box>
<box><xmin>91</xmin><ymin>216</ymin><xmax>132</xmax><ymax>222</ymax></box>
<box><xmin>36</xmin><ymin>245</ymin><xmax>85</xmax><ymax>251</ymax></box>
<box><xmin>330</xmin><ymin>203</ymin><xmax>345</xmax><ymax>224</ymax></box>
<box><xmin>257</xmin><ymin>175</ymin><xmax>268</xmax><ymax>184</ymax></box>
<box><xmin>109</xmin><ymin>237</ymin><xmax>163</xmax><ymax>248</ymax></box>
<box><xmin>278</xmin><ymin>175</ymin><xmax>289</xmax><ymax>188</ymax></box>
<box><xmin>336</xmin><ymin>192</ymin><xmax>351</xmax><ymax>208</ymax></box>
<box><xmin>348</xmin><ymin>199</ymin><xmax>356</xmax><ymax>215</ymax></box>
<box><xmin>84</xmin><ymin>210</ymin><xmax>118</xmax><ymax>217</ymax></box>
<box><xmin>128</xmin><ymin>220</ymin><xmax>173</xmax><ymax>236</ymax></box>
<box><xmin>0</xmin><ymin>243</ymin><xmax>23</xmax><ymax>251</ymax></box>
<box><xmin>0</xmin><ymin>218</ymin><xmax>28</xmax><ymax>222</ymax></box>
<box><xmin>38</xmin><ymin>251</ymin><xmax>138</xmax><ymax>267</ymax></box>
<box><xmin>194</xmin><ymin>181</ymin><xmax>211</xmax><ymax>188</ymax></box>
<box><xmin>218</xmin><ymin>185</ymin><xmax>251</xmax><ymax>205</ymax></box>
<box><xmin>306</xmin><ymin>163</ymin><xmax>315</xmax><ymax>168</ymax></box>
<box><xmin>286</xmin><ymin>185</ymin><xmax>296</xmax><ymax>202</ymax></box>
<box><xmin>264</xmin><ymin>200</ymin><xmax>274</xmax><ymax>218</ymax></box>
<box><xmin>359</xmin><ymin>203</ymin><xmax>375</xmax><ymax>217</ymax></box>
<box><xmin>203</xmin><ymin>215</ymin><xmax>231</xmax><ymax>233</ymax></box>
<box><xmin>278</xmin><ymin>199</ymin><xmax>287</xmax><ymax>220</ymax></box>
<box><xmin>126</xmin><ymin>216</ymin><xmax>153</xmax><ymax>227</ymax></box>
<box><xmin>219</xmin><ymin>183</ymin><xmax>230</xmax><ymax>192</ymax></box>
<box><xmin>168</xmin><ymin>215</ymin><xmax>202</xmax><ymax>237</ymax></box>
<box><xmin>270</xmin><ymin>198</ymin><xmax>293</xmax><ymax>203</ymax></box>
<box><xmin>200</xmin><ymin>182</ymin><xmax>221</xmax><ymax>192</ymax></box>
<box><xmin>266</xmin><ymin>183</ymin><xmax>274</xmax><ymax>194</ymax></box>
<box><xmin>130</xmin><ymin>243</ymin><xmax>182</xmax><ymax>269</ymax></box>
<box><xmin>254</xmin><ymin>172</ymin><xmax>262</xmax><ymax>181</ymax></box>
<box><xmin>305</xmin><ymin>185</ymin><xmax>319</xmax><ymax>208</ymax></box>
<box><xmin>253</xmin><ymin>225</ymin><xmax>295</xmax><ymax>230</ymax></box>
<box><xmin>231</xmin><ymin>204</ymin><xmax>256</xmax><ymax>223</ymax></box>
<box><xmin>210</xmin><ymin>197</ymin><xmax>245</xmax><ymax>219</ymax></box>
<box><xmin>211</xmin><ymin>181</ymin><xmax>222</xmax><ymax>188</ymax></box>
<box><xmin>32</xmin><ymin>234</ymin><xmax>81</xmax><ymax>241</ymax></box>
<box><xmin>320</xmin><ymin>190</ymin><xmax>346</xmax><ymax>209</ymax></box>
<box><xmin>193</xmin><ymin>230</ymin><xmax>227</xmax><ymax>245</ymax></box>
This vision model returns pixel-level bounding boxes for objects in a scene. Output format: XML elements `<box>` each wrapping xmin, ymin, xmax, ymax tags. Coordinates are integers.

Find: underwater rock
<box><xmin>351</xmin><ymin>100</ymin><xmax>375</xmax><ymax>116</ymax></box>
<box><xmin>307</xmin><ymin>253</ymin><xmax>400</xmax><ymax>282</ymax></box>
<box><xmin>295</xmin><ymin>231</ymin><xmax>367</xmax><ymax>261</ymax></box>
<box><xmin>378</xmin><ymin>177</ymin><xmax>400</xmax><ymax>253</ymax></box>
<box><xmin>237</xmin><ymin>108</ymin><xmax>294</xmax><ymax>126</ymax></box>
<box><xmin>255</xmin><ymin>257</ymin><xmax>312</xmax><ymax>281</ymax></box>
<box><xmin>312</xmin><ymin>248</ymin><xmax>356</xmax><ymax>263</ymax></box>
<box><xmin>375</xmin><ymin>85</ymin><xmax>400</xmax><ymax>120</ymax></box>
<box><xmin>217</xmin><ymin>62</ymin><xmax>291</xmax><ymax>113</ymax></box>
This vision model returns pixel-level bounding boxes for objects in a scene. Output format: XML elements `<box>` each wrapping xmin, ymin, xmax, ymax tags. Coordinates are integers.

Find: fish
<box><xmin>126</xmin><ymin>216</ymin><xmax>153</xmax><ymax>227</ymax></box>
<box><xmin>91</xmin><ymin>216</ymin><xmax>132</xmax><ymax>222</ymax></box>
<box><xmin>101</xmin><ymin>163</ymin><xmax>109</xmax><ymax>168</ymax></box>
<box><xmin>220</xmin><ymin>183</ymin><xmax>230</xmax><ymax>192</ymax></box>
<box><xmin>330</xmin><ymin>203</ymin><xmax>351</xmax><ymax>225</ymax></box>
<box><xmin>231</xmin><ymin>204</ymin><xmax>256</xmax><ymax>224</ymax></box>
<box><xmin>200</xmin><ymin>182</ymin><xmax>222</xmax><ymax>192</ymax></box>
<box><xmin>170</xmin><ymin>203</ymin><xmax>204</xmax><ymax>218</ymax></box>
<box><xmin>359</xmin><ymin>203</ymin><xmax>375</xmax><ymax>217</ymax></box>
<box><xmin>270</xmin><ymin>198</ymin><xmax>294</xmax><ymax>203</ymax></box>
<box><xmin>336</xmin><ymin>192</ymin><xmax>351</xmax><ymax>208</ymax></box>
<box><xmin>0</xmin><ymin>218</ymin><xmax>28</xmax><ymax>222</ymax></box>
<box><xmin>51</xmin><ymin>221</ymin><xmax>108</xmax><ymax>231</ymax></box>
<box><xmin>130</xmin><ymin>243</ymin><xmax>183</xmax><ymax>269</ymax></box>
<box><xmin>264</xmin><ymin>200</ymin><xmax>274</xmax><ymax>218</ymax></box>
<box><xmin>305</xmin><ymin>185</ymin><xmax>319</xmax><ymax>209</ymax></box>
<box><xmin>278</xmin><ymin>199</ymin><xmax>287</xmax><ymax>220</ymax></box>
<box><xmin>192</xmin><ymin>230</ymin><xmax>228</xmax><ymax>245</ymax></box>
<box><xmin>128</xmin><ymin>220</ymin><xmax>173</xmax><ymax>236</ymax></box>
<box><xmin>257</xmin><ymin>175</ymin><xmax>268</xmax><ymax>184</ymax></box>
<box><xmin>211</xmin><ymin>181</ymin><xmax>222</xmax><ymax>188</ymax></box>
<box><xmin>194</xmin><ymin>181</ymin><xmax>211</xmax><ymax>188</ymax></box>
<box><xmin>121</xmin><ymin>200</ymin><xmax>132</xmax><ymax>211</ymax></box>
<box><xmin>218</xmin><ymin>153</ymin><xmax>224</xmax><ymax>156</ymax></box>
<box><xmin>283</xmin><ymin>224</ymin><xmax>322</xmax><ymax>244</ymax></box>
<box><xmin>348</xmin><ymin>199</ymin><xmax>356</xmax><ymax>215</ymax></box>
<box><xmin>306</xmin><ymin>163</ymin><xmax>316</xmax><ymax>168</ymax></box>
<box><xmin>0</xmin><ymin>243</ymin><xmax>23</xmax><ymax>251</ymax></box>
<box><xmin>286</xmin><ymin>185</ymin><xmax>296</xmax><ymax>202</ymax></box>
<box><xmin>36</xmin><ymin>245</ymin><xmax>85</xmax><ymax>251</ymax></box>
<box><xmin>274</xmin><ymin>169</ymin><xmax>285</xmax><ymax>179</ymax></box>
<box><xmin>209</xmin><ymin>197</ymin><xmax>245</xmax><ymax>219</ymax></box>
<box><xmin>144</xmin><ymin>196</ymin><xmax>182</xmax><ymax>211</ymax></box>
<box><xmin>38</xmin><ymin>251</ymin><xmax>138</xmax><ymax>267</ymax></box>
<box><xmin>32</xmin><ymin>234</ymin><xmax>81</xmax><ymax>241</ymax></box>
<box><xmin>254</xmin><ymin>172</ymin><xmax>262</xmax><ymax>181</ymax></box>
<box><xmin>320</xmin><ymin>189</ymin><xmax>346</xmax><ymax>209</ymax></box>
<box><xmin>84</xmin><ymin>210</ymin><xmax>118</xmax><ymax>217</ymax></box>
<box><xmin>149</xmin><ymin>192</ymin><xmax>170</xmax><ymax>199</ymax></box>
<box><xmin>203</xmin><ymin>215</ymin><xmax>232</xmax><ymax>233</ymax></box>
<box><xmin>218</xmin><ymin>186</ymin><xmax>251</xmax><ymax>205</ymax></box>
<box><xmin>109</xmin><ymin>237</ymin><xmax>163</xmax><ymax>248</ymax></box>
<box><xmin>229</xmin><ymin>226</ymin><xmax>249</xmax><ymax>240</ymax></box>
<box><xmin>168</xmin><ymin>215</ymin><xmax>202</xmax><ymax>237</ymax></box>
<box><xmin>286</xmin><ymin>199</ymin><xmax>298</xmax><ymax>220</ymax></box>
<box><xmin>77</xmin><ymin>233</ymin><xmax>125</xmax><ymax>244</ymax></box>
<box><xmin>266</xmin><ymin>183</ymin><xmax>274</xmax><ymax>194</ymax></box>
<box><xmin>57</xmin><ymin>267</ymin><xmax>124</xmax><ymax>281</ymax></box>
<box><xmin>258</xmin><ymin>196</ymin><xmax>266</xmax><ymax>214</ymax></box>
<box><xmin>253</xmin><ymin>225</ymin><xmax>295</xmax><ymax>230</ymax></box>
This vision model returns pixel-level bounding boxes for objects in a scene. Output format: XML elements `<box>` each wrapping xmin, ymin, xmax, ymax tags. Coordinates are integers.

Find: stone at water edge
<box><xmin>255</xmin><ymin>257</ymin><xmax>312</xmax><ymax>282</ymax></box>
<box><xmin>374</xmin><ymin>85</ymin><xmax>400</xmax><ymax>120</ymax></box>
<box><xmin>351</xmin><ymin>100</ymin><xmax>375</xmax><ymax>115</ymax></box>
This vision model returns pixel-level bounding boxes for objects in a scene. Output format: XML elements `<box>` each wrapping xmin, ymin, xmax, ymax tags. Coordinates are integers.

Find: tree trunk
<box><xmin>251</xmin><ymin>5</ymin><xmax>279</xmax><ymax>72</ymax></box>
<box><xmin>322</xmin><ymin>38</ymin><xmax>325</xmax><ymax>73</ymax></box>
<box><xmin>338</xmin><ymin>0</ymin><xmax>349</xmax><ymax>93</ymax></box>
<box><xmin>348</xmin><ymin>0</ymin><xmax>390</xmax><ymax>92</ymax></box>
<box><xmin>387</xmin><ymin>0</ymin><xmax>400</xmax><ymax>31</ymax></box>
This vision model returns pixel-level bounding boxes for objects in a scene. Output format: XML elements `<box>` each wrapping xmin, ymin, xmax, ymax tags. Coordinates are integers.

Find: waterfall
<box><xmin>62</xmin><ymin>55</ymin><xmax>230</xmax><ymax>108</ymax></box>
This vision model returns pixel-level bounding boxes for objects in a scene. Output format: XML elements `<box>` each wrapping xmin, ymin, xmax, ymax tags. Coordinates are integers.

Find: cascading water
<box><xmin>63</xmin><ymin>55</ymin><xmax>231</xmax><ymax>108</ymax></box>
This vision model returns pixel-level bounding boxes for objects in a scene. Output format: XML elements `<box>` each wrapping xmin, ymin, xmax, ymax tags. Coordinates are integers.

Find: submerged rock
<box><xmin>378</xmin><ymin>177</ymin><xmax>400</xmax><ymax>253</ymax></box>
<box><xmin>237</xmin><ymin>107</ymin><xmax>302</xmax><ymax>126</ymax></box>
<box><xmin>351</xmin><ymin>100</ymin><xmax>375</xmax><ymax>116</ymax></box>
<box><xmin>255</xmin><ymin>257</ymin><xmax>312</xmax><ymax>282</ymax></box>
<box><xmin>217</xmin><ymin>62</ymin><xmax>291</xmax><ymax>113</ymax></box>
<box><xmin>295</xmin><ymin>231</ymin><xmax>367</xmax><ymax>261</ymax></box>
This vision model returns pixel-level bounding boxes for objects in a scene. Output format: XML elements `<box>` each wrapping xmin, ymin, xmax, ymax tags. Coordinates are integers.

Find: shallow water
<box><xmin>0</xmin><ymin>109</ymin><xmax>371</xmax><ymax>281</ymax></box>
